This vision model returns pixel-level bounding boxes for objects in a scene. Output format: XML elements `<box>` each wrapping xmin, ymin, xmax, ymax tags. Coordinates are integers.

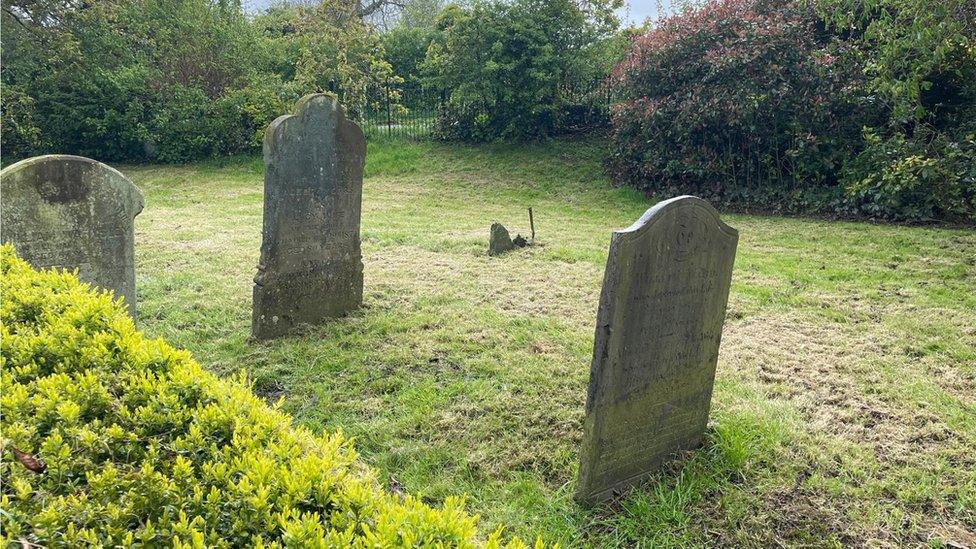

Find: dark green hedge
<box><xmin>0</xmin><ymin>0</ymin><xmax>390</xmax><ymax>164</ymax></box>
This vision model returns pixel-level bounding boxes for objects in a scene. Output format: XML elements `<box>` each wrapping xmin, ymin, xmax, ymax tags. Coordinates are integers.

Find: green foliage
<box><xmin>0</xmin><ymin>86</ymin><xmax>41</xmax><ymax>162</ymax></box>
<box><xmin>398</xmin><ymin>0</ymin><xmax>447</xmax><ymax>30</ymax></box>
<box><xmin>421</xmin><ymin>0</ymin><xmax>622</xmax><ymax>141</ymax></box>
<box><xmin>0</xmin><ymin>246</ymin><xmax>539</xmax><ymax>548</ymax></box>
<box><xmin>818</xmin><ymin>0</ymin><xmax>976</xmax><ymax>220</ymax></box>
<box><xmin>1</xmin><ymin>0</ymin><xmax>390</xmax><ymax>162</ymax></box>
<box><xmin>816</xmin><ymin>0</ymin><xmax>975</xmax><ymax>124</ymax></box>
<box><xmin>281</xmin><ymin>1</ymin><xmax>395</xmax><ymax>121</ymax></box>
<box><xmin>843</xmin><ymin>128</ymin><xmax>976</xmax><ymax>220</ymax></box>
<box><xmin>383</xmin><ymin>27</ymin><xmax>438</xmax><ymax>85</ymax></box>
<box><xmin>608</xmin><ymin>0</ymin><xmax>870</xmax><ymax>213</ymax></box>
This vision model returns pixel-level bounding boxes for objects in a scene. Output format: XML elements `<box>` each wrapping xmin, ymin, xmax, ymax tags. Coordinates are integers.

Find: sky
<box><xmin>243</xmin><ymin>0</ymin><xmax>673</xmax><ymax>25</ymax></box>
<box><xmin>618</xmin><ymin>0</ymin><xmax>671</xmax><ymax>26</ymax></box>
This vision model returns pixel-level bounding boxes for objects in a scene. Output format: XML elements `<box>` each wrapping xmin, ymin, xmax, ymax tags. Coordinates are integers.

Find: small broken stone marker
<box><xmin>488</xmin><ymin>222</ymin><xmax>516</xmax><ymax>256</ymax></box>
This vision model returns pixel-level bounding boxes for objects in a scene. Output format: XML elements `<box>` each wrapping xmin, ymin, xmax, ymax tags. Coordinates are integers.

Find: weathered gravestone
<box><xmin>576</xmin><ymin>195</ymin><xmax>738</xmax><ymax>504</ymax></box>
<box><xmin>252</xmin><ymin>94</ymin><xmax>366</xmax><ymax>340</ymax></box>
<box><xmin>488</xmin><ymin>222</ymin><xmax>515</xmax><ymax>256</ymax></box>
<box><xmin>0</xmin><ymin>155</ymin><xmax>144</xmax><ymax>317</ymax></box>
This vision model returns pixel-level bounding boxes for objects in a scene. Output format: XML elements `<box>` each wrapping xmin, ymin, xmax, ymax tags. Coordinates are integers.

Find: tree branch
<box><xmin>2</xmin><ymin>6</ymin><xmax>35</xmax><ymax>33</ymax></box>
<box><xmin>356</xmin><ymin>0</ymin><xmax>405</xmax><ymax>18</ymax></box>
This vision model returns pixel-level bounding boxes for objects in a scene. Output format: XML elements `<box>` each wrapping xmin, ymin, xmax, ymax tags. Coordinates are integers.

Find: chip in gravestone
<box><xmin>252</xmin><ymin>94</ymin><xmax>366</xmax><ymax>340</ymax></box>
<box><xmin>0</xmin><ymin>155</ymin><xmax>144</xmax><ymax>318</ymax></box>
<box><xmin>576</xmin><ymin>195</ymin><xmax>738</xmax><ymax>504</ymax></box>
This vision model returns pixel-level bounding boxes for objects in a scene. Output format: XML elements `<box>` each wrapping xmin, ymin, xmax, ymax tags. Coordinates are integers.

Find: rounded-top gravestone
<box><xmin>576</xmin><ymin>195</ymin><xmax>738</xmax><ymax>505</ymax></box>
<box><xmin>252</xmin><ymin>93</ymin><xmax>366</xmax><ymax>340</ymax></box>
<box><xmin>1</xmin><ymin>155</ymin><xmax>144</xmax><ymax>317</ymax></box>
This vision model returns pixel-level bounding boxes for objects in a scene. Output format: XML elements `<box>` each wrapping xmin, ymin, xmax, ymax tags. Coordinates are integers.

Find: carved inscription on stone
<box><xmin>251</xmin><ymin>94</ymin><xmax>366</xmax><ymax>339</ymax></box>
<box><xmin>576</xmin><ymin>196</ymin><xmax>738</xmax><ymax>504</ymax></box>
<box><xmin>0</xmin><ymin>155</ymin><xmax>144</xmax><ymax>317</ymax></box>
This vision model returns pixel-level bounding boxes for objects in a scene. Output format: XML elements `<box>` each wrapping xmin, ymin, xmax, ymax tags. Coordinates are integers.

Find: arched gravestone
<box><xmin>0</xmin><ymin>155</ymin><xmax>144</xmax><ymax>318</ymax></box>
<box><xmin>252</xmin><ymin>94</ymin><xmax>366</xmax><ymax>340</ymax></box>
<box><xmin>576</xmin><ymin>196</ymin><xmax>738</xmax><ymax>505</ymax></box>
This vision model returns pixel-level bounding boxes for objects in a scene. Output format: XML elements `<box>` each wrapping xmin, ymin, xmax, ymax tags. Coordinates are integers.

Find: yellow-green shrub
<box><xmin>0</xmin><ymin>245</ymin><xmax>538</xmax><ymax>548</ymax></box>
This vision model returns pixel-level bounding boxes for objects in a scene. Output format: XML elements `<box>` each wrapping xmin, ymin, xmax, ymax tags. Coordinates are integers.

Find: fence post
<box><xmin>386</xmin><ymin>79</ymin><xmax>393</xmax><ymax>137</ymax></box>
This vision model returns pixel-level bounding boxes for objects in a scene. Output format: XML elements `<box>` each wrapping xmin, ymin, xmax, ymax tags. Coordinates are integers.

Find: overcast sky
<box><xmin>619</xmin><ymin>0</ymin><xmax>670</xmax><ymax>25</ymax></box>
<box><xmin>243</xmin><ymin>0</ymin><xmax>671</xmax><ymax>25</ymax></box>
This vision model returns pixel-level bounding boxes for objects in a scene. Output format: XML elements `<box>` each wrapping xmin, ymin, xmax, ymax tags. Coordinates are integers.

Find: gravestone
<box><xmin>0</xmin><ymin>155</ymin><xmax>144</xmax><ymax>317</ymax></box>
<box><xmin>488</xmin><ymin>222</ymin><xmax>515</xmax><ymax>256</ymax></box>
<box><xmin>252</xmin><ymin>94</ymin><xmax>366</xmax><ymax>340</ymax></box>
<box><xmin>576</xmin><ymin>195</ymin><xmax>738</xmax><ymax>505</ymax></box>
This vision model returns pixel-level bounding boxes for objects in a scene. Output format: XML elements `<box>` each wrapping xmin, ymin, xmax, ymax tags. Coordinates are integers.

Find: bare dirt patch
<box><xmin>726</xmin><ymin>316</ymin><xmax>885</xmax><ymax>425</ymax></box>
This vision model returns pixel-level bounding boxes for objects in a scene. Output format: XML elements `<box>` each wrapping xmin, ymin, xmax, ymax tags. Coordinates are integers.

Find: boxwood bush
<box><xmin>0</xmin><ymin>246</ymin><xmax>537</xmax><ymax>548</ymax></box>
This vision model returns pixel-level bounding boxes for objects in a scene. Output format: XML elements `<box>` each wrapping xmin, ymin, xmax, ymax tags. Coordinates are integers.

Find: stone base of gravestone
<box><xmin>0</xmin><ymin>155</ymin><xmax>144</xmax><ymax>318</ymax></box>
<box><xmin>251</xmin><ymin>94</ymin><xmax>366</xmax><ymax>340</ymax></box>
<box><xmin>252</xmin><ymin>264</ymin><xmax>363</xmax><ymax>339</ymax></box>
<box><xmin>576</xmin><ymin>196</ymin><xmax>738</xmax><ymax>505</ymax></box>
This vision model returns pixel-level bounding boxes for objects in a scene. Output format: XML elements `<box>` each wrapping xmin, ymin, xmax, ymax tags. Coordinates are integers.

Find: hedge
<box><xmin>607</xmin><ymin>0</ymin><xmax>976</xmax><ymax>222</ymax></box>
<box><xmin>0</xmin><ymin>245</ymin><xmax>539</xmax><ymax>548</ymax></box>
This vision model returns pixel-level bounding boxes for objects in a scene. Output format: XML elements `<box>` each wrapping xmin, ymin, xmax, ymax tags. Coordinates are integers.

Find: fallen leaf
<box><xmin>389</xmin><ymin>475</ymin><xmax>405</xmax><ymax>499</ymax></box>
<box><xmin>10</xmin><ymin>447</ymin><xmax>46</xmax><ymax>474</ymax></box>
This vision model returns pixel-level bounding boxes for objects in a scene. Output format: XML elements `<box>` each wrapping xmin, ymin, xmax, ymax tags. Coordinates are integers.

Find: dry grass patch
<box><xmin>368</xmin><ymin>245</ymin><xmax>602</xmax><ymax>326</ymax></box>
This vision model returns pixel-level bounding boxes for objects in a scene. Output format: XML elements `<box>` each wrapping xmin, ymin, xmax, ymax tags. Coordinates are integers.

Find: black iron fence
<box><xmin>361</xmin><ymin>79</ymin><xmax>615</xmax><ymax>140</ymax></box>
<box><xmin>362</xmin><ymin>82</ymin><xmax>444</xmax><ymax>139</ymax></box>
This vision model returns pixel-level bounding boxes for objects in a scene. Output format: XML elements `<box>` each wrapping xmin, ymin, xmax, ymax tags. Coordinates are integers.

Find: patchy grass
<box><xmin>124</xmin><ymin>137</ymin><xmax>976</xmax><ymax>547</ymax></box>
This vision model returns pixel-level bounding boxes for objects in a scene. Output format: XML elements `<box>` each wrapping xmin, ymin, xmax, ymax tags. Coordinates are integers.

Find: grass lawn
<box><xmin>125</xmin><ymin>137</ymin><xmax>975</xmax><ymax>547</ymax></box>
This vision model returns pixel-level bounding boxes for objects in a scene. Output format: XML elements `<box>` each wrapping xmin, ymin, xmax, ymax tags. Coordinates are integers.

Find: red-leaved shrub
<box><xmin>607</xmin><ymin>0</ymin><xmax>874</xmax><ymax>214</ymax></box>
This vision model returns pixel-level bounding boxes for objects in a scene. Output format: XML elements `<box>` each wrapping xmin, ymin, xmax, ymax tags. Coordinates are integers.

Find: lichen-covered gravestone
<box><xmin>252</xmin><ymin>94</ymin><xmax>366</xmax><ymax>340</ymax></box>
<box><xmin>576</xmin><ymin>196</ymin><xmax>738</xmax><ymax>504</ymax></box>
<box><xmin>0</xmin><ymin>155</ymin><xmax>144</xmax><ymax>317</ymax></box>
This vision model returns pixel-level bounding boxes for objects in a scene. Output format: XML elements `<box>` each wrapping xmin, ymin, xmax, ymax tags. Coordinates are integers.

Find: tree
<box><xmin>817</xmin><ymin>0</ymin><xmax>975</xmax><ymax>123</ymax></box>
<box><xmin>383</xmin><ymin>26</ymin><xmax>437</xmax><ymax>84</ymax></box>
<box><xmin>817</xmin><ymin>0</ymin><xmax>976</xmax><ymax>220</ymax></box>
<box><xmin>422</xmin><ymin>0</ymin><xmax>622</xmax><ymax>140</ymax></box>
<box><xmin>606</xmin><ymin>0</ymin><xmax>975</xmax><ymax>221</ymax></box>
<box><xmin>1</xmin><ymin>0</ymin><xmax>392</xmax><ymax>162</ymax></box>
<box><xmin>257</xmin><ymin>0</ymin><xmax>394</xmax><ymax>119</ymax></box>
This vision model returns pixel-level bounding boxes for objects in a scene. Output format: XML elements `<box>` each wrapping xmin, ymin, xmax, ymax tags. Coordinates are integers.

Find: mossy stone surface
<box><xmin>0</xmin><ymin>155</ymin><xmax>143</xmax><ymax>317</ymax></box>
<box><xmin>577</xmin><ymin>196</ymin><xmax>738</xmax><ymax>504</ymax></box>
